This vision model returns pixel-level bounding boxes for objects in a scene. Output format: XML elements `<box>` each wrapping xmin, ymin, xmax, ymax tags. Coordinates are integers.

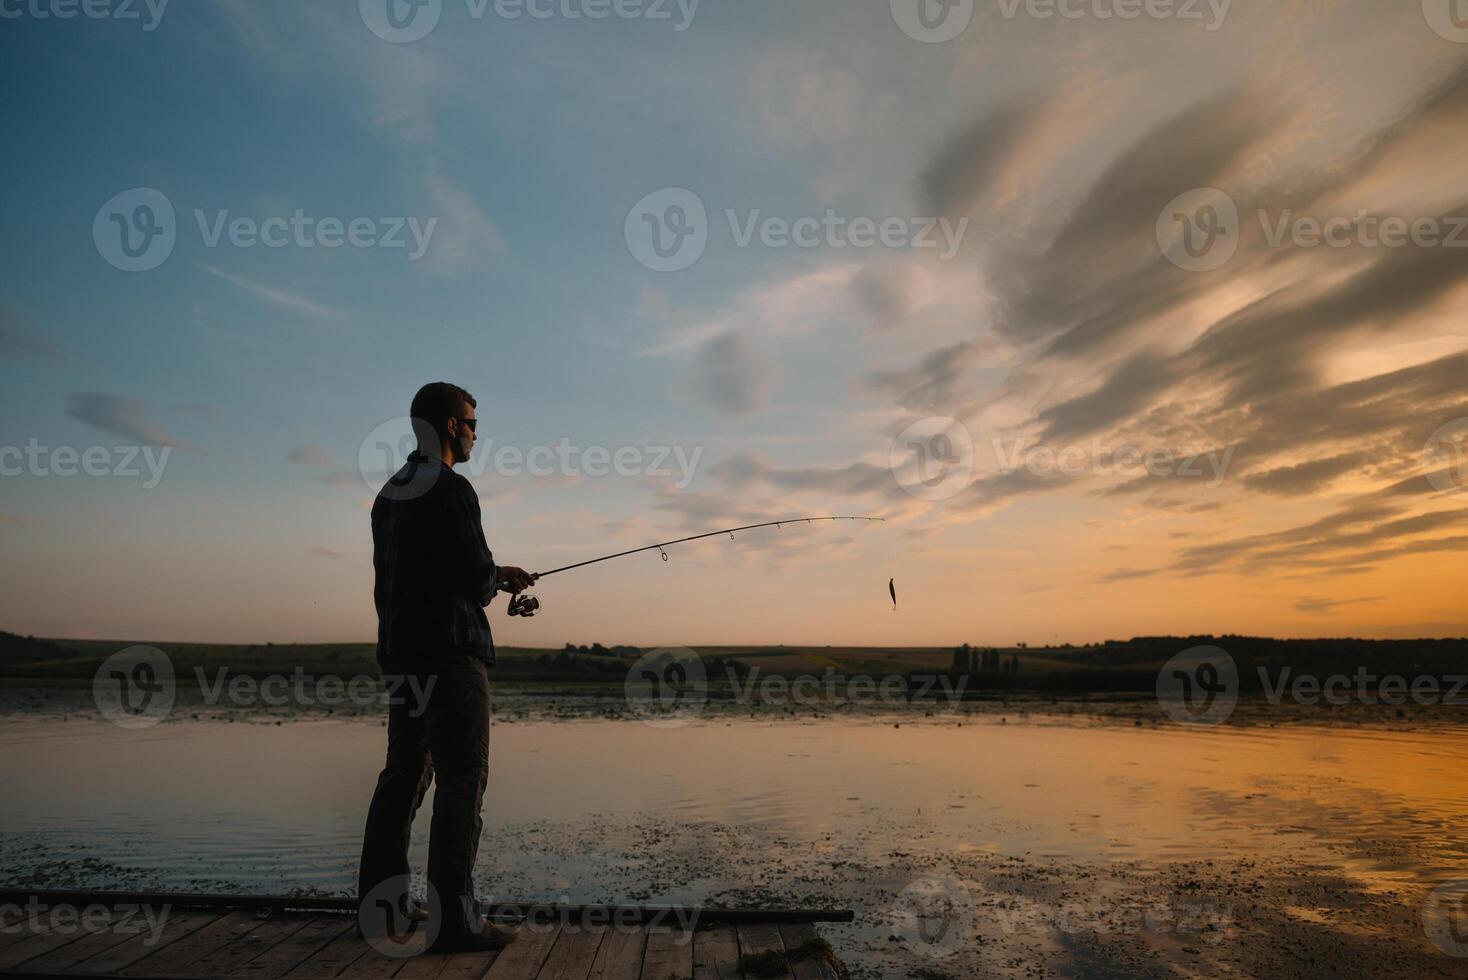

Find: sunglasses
<box><xmin>452</xmin><ymin>416</ymin><xmax>477</xmax><ymax>433</ymax></box>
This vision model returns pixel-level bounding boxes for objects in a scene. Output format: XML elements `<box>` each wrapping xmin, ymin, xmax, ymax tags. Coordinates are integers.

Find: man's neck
<box><xmin>415</xmin><ymin>446</ymin><xmax>456</xmax><ymax>468</ymax></box>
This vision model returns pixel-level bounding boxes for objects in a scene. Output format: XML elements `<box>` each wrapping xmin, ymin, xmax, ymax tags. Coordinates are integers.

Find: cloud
<box><xmin>978</xmin><ymin>86</ymin><xmax>1291</xmax><ymax>358</ymax></box>
<box><xmin>678</xmin><ymin>331</ymin><xmax>777</xmax><ymax>417</ymax></box>
<box><xmin>877</xmin><ymin>57</ymin><xmax>1468</xmax><ymax>585</ymax></box>
<box><xmin>866</xmin><ymin>342</ymin><xmax>981</xmax><ymax>414</ymax></box>
<box><xmin>641</xmin><ymin>264</ymin><xmax>870</xmax><ymax>357</ymax></box>
<box><xmin>851</xmin><ymin>262</ymin><xmax>925</xmax><ymax>328</ymax></box>
<box><xmin>66</xmin><ymin>393</ymin><xmax>201</xmax><ymax>452</ymax></box>
<box><xmin>748</xmin><ymin>47</ymin><xmax>873</xmax><ymax>149</ymax></box>
<box><xmin>288</xmin><ymin>445</ymin><xmax>334</xmax><ymax>466</ymax></box>
<box><xmin>1295</xmin><ymin>596</ymin><xmax>1381</xmax><ymax>614</ymax></box>
<box><xmin>1036</xmin><ymin>350</ymin><xmax>1175</xmax><ymax>443</ymax></box>
<box><xmin>1173</xmin><ymin>505</ymin><xmax>1465</xmax><ymax>575</ymax></box>
<box><xmin>921</xmin><ymin>97</ymin><xmax>1049</xmax><ymax>217</ymax></box>
<box><xmin>710</xmin><ymin>453</ymin><xmax>904</xmax><ymax>502</ymax></box>
<box><xmin>0</xmin><ymin>306</ymin><xmax>60</xmax><ymax>359</ymax></box>
<box><xmin>420</xmin><ymin>165</ymin><xmax>506</xmax><ymax>271</ymax></box>
<box><xmin>203</xmin><ymin>264</ymin><xmax>351</xmax><ymax>323</ymax></box>
<box><xmin>1241</xmin><ymin>451</ymin><xmax>1371</xmax><ymax>496</ymax></box>
<box><xmin>1098</xmin><ymin>567</ymin><xmax>1158</xmax><ymax>583</ymax></box>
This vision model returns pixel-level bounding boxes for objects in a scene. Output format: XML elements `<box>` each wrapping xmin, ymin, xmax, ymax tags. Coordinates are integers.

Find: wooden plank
<box><xmin>395</xmin><ymin>944</ymin><xmax>458</xmax><ymax>980</ymax></box>
<box><xmin>281</xmin><ymin>925</ymin><xmax>377</xmax><ymax>979</ymax></box>
<box><xmin>435</xmin><ymin>946</ymin><xmax>501</xmax><ymax>980</ymax></box>
<box><xmin>75</xmin><ymin>910</ymin><xmax>219</xmax><ymax>975</ymax></box>
<box><xmin>536</xmin><ymin>924</ymin><xmax>606</xmax><ymax>980</ymax></box>
<box><xmin>187</xmin><ymin>914</ymin><xmax>315</xmax><ymax>976</ymax></box>
<box><xmin>0</xmin><ymin>922</ymin><xmax>42</xmax><ymax>950</ymax></box>
<box><xmin>0</xmin><ymin>926</ymin><xmax>97</xmax><ymax>970</ymax></box>
<box><xmin>13</xmin><ymin>915</ymin><xmax>140</xmax><ymax>973</ymax></box>
<box><xmin>124</xmin><ymin>910</ymin><xmax>266</xmax><ymax>976</ymax></box>
<box><xmin>777</xmin><ymin>924</ymin><xmax>837</xmax><ymax>980</ymax></box>
<box><xmin>0</xmin><ymin>890</ymin><xmax>369</xmax><ymax>915</ymax></box>
<box><xmin>481</xmin><ymin>922</ymin><xmax>561</xmax><ymax>979</ymax></box>
<box><xmin>233</xmin><ymin>915</ymin><xmax>357</xmax><ymax>978</ymax></box>
<box><xmin>0</xmin><ymin>905</ymin><xmax>840</xmax><ymax>980</ymax></box>
<box><xmin>735</xmin><ymin>923</ymin><xmax>793</xmax><ymax>980</ymax></box>
<box><xmin>0</xmin><ymin>892</ymin><xmax>854</xmax><ymax>925</ymax></box>
<box><xmin>349</xmin><ymin>944</ymin><xmax>425</xmax><ymax>978</ymax></box>
<box><xmin>639</xmin><ymin>928</ymin><xmax>694</xmax><ymax>980</ymax></box>
<box><xmin>0</xmin><ymin>900</ymin><xmax>171</xmax><ymax>972</ymax></box>
<box><xmin>587</xmin><ymin>926</ymin><xmax>644</xmax><ymax>980</ymax></box>
<box><xmin>690</xmin><ymin>925</ymin><xmax>739</xmax><ymax>980</ymax></box>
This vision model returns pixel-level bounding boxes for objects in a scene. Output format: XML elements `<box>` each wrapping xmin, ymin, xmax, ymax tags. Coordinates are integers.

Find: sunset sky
<box><xmin>1</xmin><ymin>0</ymin><xmax>1466</xmax><ymax>648</ymax></box>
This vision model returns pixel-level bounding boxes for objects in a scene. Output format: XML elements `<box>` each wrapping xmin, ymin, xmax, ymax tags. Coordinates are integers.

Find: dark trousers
<box><xmin>358</xmin><ymin>655</ymin><xmax>491</xmax><ymax>936</ymax></box>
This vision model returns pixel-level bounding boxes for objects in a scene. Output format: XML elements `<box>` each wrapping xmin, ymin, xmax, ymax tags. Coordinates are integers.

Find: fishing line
<box><xmin>506</xmin><ymin>516</ymin><xmax>888</xmax><ymax>617</ymax></box>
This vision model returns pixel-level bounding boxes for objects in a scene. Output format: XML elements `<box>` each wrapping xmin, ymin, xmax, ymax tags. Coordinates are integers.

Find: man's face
<box><xmin>449</xmin><ymin>403</ymin><xmax>477</xmax><ymax>464</ymax></box>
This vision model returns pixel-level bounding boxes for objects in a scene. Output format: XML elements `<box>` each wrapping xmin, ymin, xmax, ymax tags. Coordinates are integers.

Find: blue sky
<box><xmin>2</xmin><ymin>1</ymin><xmax>1467</xmax><ymax>645</ymax></box>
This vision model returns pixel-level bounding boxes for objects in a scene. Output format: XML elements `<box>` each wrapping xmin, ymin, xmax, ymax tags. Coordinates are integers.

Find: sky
<box><xmin>1</xmin><ymin>0</ymin><xmax>1466</xmax><ymax>648</ymax></box>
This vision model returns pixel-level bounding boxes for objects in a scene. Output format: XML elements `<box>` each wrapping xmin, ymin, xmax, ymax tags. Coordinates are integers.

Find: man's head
<box><xmin>410</xmin><ymin>382</ymin><xmax>477</xmax><ymax>465</ymax></box>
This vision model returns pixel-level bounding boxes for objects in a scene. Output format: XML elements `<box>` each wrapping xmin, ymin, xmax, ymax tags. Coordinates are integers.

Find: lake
<box><xmin>2</xmin><ymin>712</ymin><xmax>1465</xmax><ymax>977</ymax></box>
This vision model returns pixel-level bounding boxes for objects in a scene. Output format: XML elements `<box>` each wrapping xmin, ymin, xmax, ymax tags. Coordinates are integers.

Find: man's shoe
<box><xmin>427</xmin><ymin>922</ymin><xmax>520</xmax><ymax>954</ymax></box>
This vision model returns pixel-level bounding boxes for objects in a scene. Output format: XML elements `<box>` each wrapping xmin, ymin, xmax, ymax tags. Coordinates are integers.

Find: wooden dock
<box><xmin>0</xmin><ymin>891</ymin><xmax>850</xmax><ymax>979</ymax></box>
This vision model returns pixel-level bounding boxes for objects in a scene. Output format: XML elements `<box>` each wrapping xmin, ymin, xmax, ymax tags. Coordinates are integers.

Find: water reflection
<box><xmin>0</xmin><ymin>715</ymin><xmax>1464</xmax><ymax>894</ymax></box>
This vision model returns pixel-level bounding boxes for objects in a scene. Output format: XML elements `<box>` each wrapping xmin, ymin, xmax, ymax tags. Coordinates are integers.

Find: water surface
<box><xmin>2</xmin><ymin>714</ymin><xmax>1463</xmax><ymax>896</ymax></box>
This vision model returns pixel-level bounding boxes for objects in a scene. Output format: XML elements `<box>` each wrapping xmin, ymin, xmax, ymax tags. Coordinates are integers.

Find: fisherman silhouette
<box><xmin>356</xmin><ymin>382</ymin><xmax>536</xmax><ymax>955</ymax></box>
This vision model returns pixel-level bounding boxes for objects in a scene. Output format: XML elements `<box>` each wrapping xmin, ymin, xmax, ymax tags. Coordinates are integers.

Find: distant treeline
<box><xmin>0</xmin><ymin>632</ymin><xmax>72</xmax><ymax>666</ymax></box>
<box><xmin>492</xmin><ymin>650</ymin><xmax>755</xmax><ymax>683</ymax></box>
<box><xmin>1070</xmin><ymin>634</ymin><xmax>1466</xmax><ymax>676</ymax></box>
<box><xmin>3</xmin><ymin>630</ymin><xmax>1464</xmax><ymax>694</ymax></box>
<box><xmin>924</xmin><ymin>635</ymin><xmax>1468</xmax><ymax>694</ymax></box>
<box><xmin>948</xmin><ymin>645</ymin><xmax>1020</xmax><ymax>674</ymax></box>
<box><xmin>561</xmin><ymin>643</ymin><xmax>641</xmax><ymax>657</ymax></box>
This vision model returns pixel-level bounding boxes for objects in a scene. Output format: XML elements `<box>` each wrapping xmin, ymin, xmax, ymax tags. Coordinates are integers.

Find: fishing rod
<box><xmin>505</xmin><ymin>516</ymin><xmax>886</xmax><ymax>617</ymax></box>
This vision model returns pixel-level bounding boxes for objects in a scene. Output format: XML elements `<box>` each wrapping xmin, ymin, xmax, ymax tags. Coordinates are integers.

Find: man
<box><xmin>358</xmin><ymin>382</ymin><xmax>537</xmax><ymax>954</ymax></box>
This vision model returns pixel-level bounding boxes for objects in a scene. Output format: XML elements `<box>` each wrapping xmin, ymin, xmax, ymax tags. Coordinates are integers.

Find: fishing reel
<box><xmin>507</xmin><ymin>593</ymin><xmax>540</xmax><ymax>618</ymax></box>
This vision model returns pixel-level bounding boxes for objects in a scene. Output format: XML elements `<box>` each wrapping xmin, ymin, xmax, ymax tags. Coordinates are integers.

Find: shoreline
<box><xmin>2</xmin><ymin>682</ymin><xmax>1465</xmax><ymax>729</ymax></box>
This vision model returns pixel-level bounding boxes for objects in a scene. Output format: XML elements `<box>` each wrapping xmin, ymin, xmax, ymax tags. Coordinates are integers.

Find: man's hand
<box><xmin>495</xmin><ymin>566</ymin><xmax>538</xmax><ymax>595</ymax></box>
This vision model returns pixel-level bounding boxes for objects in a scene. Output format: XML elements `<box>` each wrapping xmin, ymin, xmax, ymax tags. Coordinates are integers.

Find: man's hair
<box><xmin>410</xmin><ymin>382</ymin><xmax>476</xmax><ymax>447</ymax></box>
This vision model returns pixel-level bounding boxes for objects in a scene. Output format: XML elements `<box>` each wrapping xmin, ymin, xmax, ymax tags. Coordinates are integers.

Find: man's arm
<box><xmin>442</xmin><ymin>477</ymin><xmax>499</xmax><ymax>606</ymax></box>
<box><xmin>441</xmin><ymin>476</ymin><xmax>537</xmax><ymax>605</ymax></box>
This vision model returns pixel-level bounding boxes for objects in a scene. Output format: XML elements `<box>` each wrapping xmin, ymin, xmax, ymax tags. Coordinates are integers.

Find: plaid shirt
<box><xmin>372</xmin><ymin>451</ymin><xmax>498</xmax><ymax>666</ymax></box>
